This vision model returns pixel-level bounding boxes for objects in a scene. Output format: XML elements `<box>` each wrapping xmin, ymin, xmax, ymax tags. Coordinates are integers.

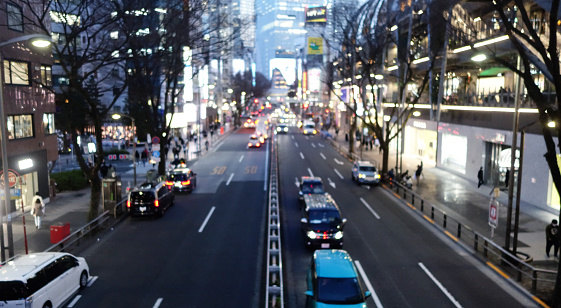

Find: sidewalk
<box><xmin>329</xmin><ymin>133</ymin><xmax>560</xmax><ymax>265</ymax></box>
<box><xmin>2</xmin><ymin>125</ymin><xmax>235</xmax><ymax>258</ymax></box>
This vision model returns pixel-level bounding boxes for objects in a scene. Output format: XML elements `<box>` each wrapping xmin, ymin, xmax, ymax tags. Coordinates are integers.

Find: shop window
<box><xmin>7</xmin><ymin>3</ymin><xmax>23</xmax><ymax>32</ymax></box>
<box><xmin>7</xmin><ymin>114</ymin><xmax>34</xmax><ymax>139</ymax></box>
<box><xmin>43</xmin><ymin>113</ymin><xmax>55</xmax><ymax>135</ymax></box>
<box><xmin>3</xmin><ymin>60</ymin><xmax>29</xmax><ymax>85</ymax></box>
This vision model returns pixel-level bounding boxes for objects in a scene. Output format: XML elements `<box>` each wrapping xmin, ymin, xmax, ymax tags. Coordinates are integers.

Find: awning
<box><xmin>478</xmin><ymin>67</ymin><xmax>509</xmax><ymax>77</ymax></box>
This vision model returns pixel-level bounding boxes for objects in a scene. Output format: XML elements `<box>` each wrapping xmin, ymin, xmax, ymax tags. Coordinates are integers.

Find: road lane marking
<box><xmin>360</xmin><ymin>198</ymin><xmax>380</xmax><ymax>219</ymax></box>
<box><xmin>418</xmin><ymin>263</ymin><xmax>462</xmax><ymax>308</ymax></box>
<box><xmin>295</xmin><ymin>177</ymin><xmax>300</xmax><ymax>188</ymax></box>
<box><xmin>239</xmin><ymin>155</ymin><xmax>244</xmax><ymax>163</ymax></box>
<box><xmin>320</xmin><ymin>153</ymin><xmax>326</xmax><ymax>160</ymax></box>
<box><xmin>354</xmin><ymin>260</ymin><xmax>383</xmax><ymax>308</ymax></box>
<box><xmin>444</xmin><ymin>230</ymin><xmax>458</xmax><ymax>242</ymax></box>
<box><xmin>334</xmin><ymin>158</ymin><xmax>344</xmax><ymax>165</ymax></box>
<box><xmin>328</xmin><ymin>178</ymin><xmax>336</xmax><ymax>189</ymax></box>
<box><xmin>87</xmin><ymin>276</ymin><xmax>98</xmax><ymax>287</ymax></box>
<box><xmin>67</xmin><ymin>295</ymin><xmax>81</xmax><ymax>307</ymax></box>
<box><xmin>308</xmin><ymin>168</ymin><xmax>314</xmax><ymax>177</ymax></box>
<box><xmin>300</xmin><ymin>152</ymin><xmax>305</xmax><ymax>159</ymax></box>
<box><xmin>153</xmin><ymin>298</ymin><xmax>164</xmax><ymax>308</ymax></box>
<box><xmin>333</xmin><ymin>168</ymin><xmax>344</xmax><ymax>179</ymax></box>
<box><xmin>318</xmin><ymin>143</ymin><xmax>324</xmax><ymax>148</ymax></box>
<box><xmin>199</xmin><ymin>207</ymin><xmax>216</xmax><ymax>233</ymax></box>
<box><xmin>295</xmin><ymin>142</ymin><xmax>299</xmax><ymax>147</ymax></box>
<box><xmin>311</xmin><ymin>143</ymin><xmax>316</xmax><ymax>148</ymax></box>
<box><xmin>226</xmin><ymin>173</ymin><xmax>234</xmax><ymax>185</ymax></box>
<box><xmin>291</xmin><ymin>135</ymin><xmax>294</xmax><ymax>140</ymax></box>
<box><xmin>486</xmin><ymin>262</ymin><xmax>510</xmax><ymax>279</ymax></box>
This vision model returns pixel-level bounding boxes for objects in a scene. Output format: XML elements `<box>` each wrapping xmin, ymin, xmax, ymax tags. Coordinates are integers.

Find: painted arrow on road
<box><xmin>328</xmin><ymin>178</ymin><xmax>336</xmax><ymax>189</ymax></box>
<box><xmin>334</xmin><ymin>158</ymin><xmax>344</xmax><ymax>165</ymax></box>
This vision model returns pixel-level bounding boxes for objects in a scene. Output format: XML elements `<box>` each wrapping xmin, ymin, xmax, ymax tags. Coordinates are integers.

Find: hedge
<box><xmin>50</xmin><ymin>170</ymin><xmax>88</xmax><ymax>191</ymax></box>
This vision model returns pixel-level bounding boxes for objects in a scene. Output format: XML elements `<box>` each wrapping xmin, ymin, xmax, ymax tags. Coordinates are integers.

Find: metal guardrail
<box><xmin>388</xmin><ymin>181</ymin><xmax>557</xmax><ymax>294</ymax></box>
<box><xmin>266</xmin><ymin>135</ymin><xmax>283</xmax><ymax>308</ymax></box>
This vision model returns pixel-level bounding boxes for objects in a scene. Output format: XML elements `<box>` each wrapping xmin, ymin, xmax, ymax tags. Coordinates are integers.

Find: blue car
<box><xmin>306</xmin><ymin>250</ymin><xmax>371</xmax><ymax>307</ymax></box>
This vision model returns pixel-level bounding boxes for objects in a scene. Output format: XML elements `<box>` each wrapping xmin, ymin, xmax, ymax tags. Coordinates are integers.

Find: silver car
<box><xmin>351</xmin><ymin>160</ymin><xmax>381</xmax><ymax>185</ymax></box>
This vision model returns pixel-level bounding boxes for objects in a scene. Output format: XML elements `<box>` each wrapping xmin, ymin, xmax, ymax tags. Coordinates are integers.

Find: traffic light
<box><xmin>254</xmin><ymin>98</ymin><xmax>259</xmax><ymax>104</ymax></box>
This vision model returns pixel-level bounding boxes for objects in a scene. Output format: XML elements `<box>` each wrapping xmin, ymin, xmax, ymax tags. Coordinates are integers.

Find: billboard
<box><xmin>306</xmin><ymin>6</ymin><xmax>327</xmax><ymax>24</ymax></box>
<box><xmin>308</xmin><ymin>37</ymin><xmax>323</xmax><ymax>55</ymax></box>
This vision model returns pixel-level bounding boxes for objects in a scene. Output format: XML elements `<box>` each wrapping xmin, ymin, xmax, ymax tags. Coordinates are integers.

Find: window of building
<box><xmin>43</xmin><ymin>113</ymin><xmax>55</xmax><ymax>135</ymax></box>
<box><xmin>40</xmin><ymin>65</ymin><xmax>52</xmax><ymax>86</ymax></box>
<box><xmin>3</xmin><ymin>60</ymin><xmax>29</xmax><ymax>85</ymax></box>
<box><xmin>7</xmin><ymin>3</ymin><xmax>23</xmax><ymax>32</ymax></box>
<box><xmin>7</xmin><ymin>114</ymin><xmax>33</xmax><ymax>139</ymax></box>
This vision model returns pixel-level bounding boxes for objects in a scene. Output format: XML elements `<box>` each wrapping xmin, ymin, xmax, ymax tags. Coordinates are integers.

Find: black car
<box><xmin>299</xmin><ymin>176</ymin><xmax>325</xmax><ymax>203</ymax></box>
<box><xmin>127</xmin><ymin>181</ymin><xmax>174</xmax><ymax>217</ymax></box>
<box><xmin>166</xmin><ymin>168</ymin><xmax>197</xmax><ymax>192</ymax></box>
<box><xmin>301</xmin><ymin>194</ymin><xmax>347</xmax><ymax>249</ymax></box>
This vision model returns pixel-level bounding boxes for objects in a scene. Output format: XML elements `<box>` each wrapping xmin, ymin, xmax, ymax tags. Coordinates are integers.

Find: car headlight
<box><xmin>334</xmin><ymin>231</ymin><xmax>343</xmax><ymax>239</ymax></box>
<box><xmin>307</xmin><ymin>231</ymin><xmax>317</xmax><ymax>239</ymax></box>
<box><xmin>284</xmin><ymin>127</ymin><xmax>288</xmax><ymax>132</ymax></box>
<box><xmin>375</xmin><ymin>174</ymin><xmax>381</xmax><ymax>179</ymax></box>
<box><xmin>359</xmin><ymin>174</ymin><xmax>366</xmax><ymax>178</ymax></box>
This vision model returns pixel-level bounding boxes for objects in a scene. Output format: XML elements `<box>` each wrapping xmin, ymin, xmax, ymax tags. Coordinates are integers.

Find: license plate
<box><xmin>321</xmin><ymin>243</ymin><xmax>330</xmax><ymax>248</ymax></box>
<box><xmin>139</xmin><ymin>206</ymin><xmax>146</xmax><ymax>212</ymax></box>
<box><xmin>175</xmin><ymin>183</ymin><xmax>182</xmax><ymax>187</ymax></box>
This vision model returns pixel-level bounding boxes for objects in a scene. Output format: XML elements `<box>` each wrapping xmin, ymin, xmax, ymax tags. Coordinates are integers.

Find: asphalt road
<box><xmin>73</xmin><ymin>128</ymin><xmax>269</xmax><ymax>307</ymax></box>
<box><xmin>278</xmin><ymin>127</ymin><xmax>537</xmax><ymax>308</ymax></box>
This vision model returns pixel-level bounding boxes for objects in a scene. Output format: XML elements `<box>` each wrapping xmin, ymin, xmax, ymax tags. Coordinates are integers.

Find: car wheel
<box><xmin>43</xmin><ymin>302</ymin><xmax>52</xmax><ymax>308</ymax></box>
<box><xmin>79</xmin><ymin>270</ymin><xmax>88</xmax><ymax>289</ymax></box>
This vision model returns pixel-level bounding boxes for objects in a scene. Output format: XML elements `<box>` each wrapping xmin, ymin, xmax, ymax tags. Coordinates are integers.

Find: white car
<box><xmin>351</xmin><ymin>160</ymin><xmax>381</xmax><ymax>185</ymax></box>
<box><xmin>0</xmin><ymin>252</ymin><xmax>89</xmax><ymax>308</ymax></box>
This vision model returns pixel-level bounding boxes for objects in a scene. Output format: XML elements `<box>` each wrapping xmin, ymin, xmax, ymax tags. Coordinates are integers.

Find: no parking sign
<box><xmin>488</xmin><ymin>198</ymin><xmax>499</xmax><ymax>228</ymax></box>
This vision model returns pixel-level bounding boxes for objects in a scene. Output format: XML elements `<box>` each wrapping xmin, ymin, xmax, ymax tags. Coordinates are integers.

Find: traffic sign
<box><xmin>0</xmin><ymin>169</ymin><xmax>19</xmax><ymax>188</ymax></box>
<box><xmin>152</xmin><ymin>136</ymin><xmax>160</xmax><ymax>145</ymax></box>
<box><xmin>488</xmin><ymin>198</ymin><xmax>499</xmax><ymax>228</ymax></box>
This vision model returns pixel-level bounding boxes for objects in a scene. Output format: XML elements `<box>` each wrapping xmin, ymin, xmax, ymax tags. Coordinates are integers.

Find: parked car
<box><xmin>351</xmin><ymin>160</ymin><xmax>381</xmax><ymax>185</ymax></box>
<box><xmin>0</xmin><ymin>252</ymin><xmax>90</xmax><ymax>308</ymax></box>
<box><xmin>301</xmin><ymin>194</ymin><xmax>347</xmax><ymax>249</ymax></box>
<box><xmin>166</xmin><ymin>168</ymin><xmax>197</xmax><ymax>193</ymax></box>
<box><xmin>306</xmin><ymin>249</ymin><xmax>371</xmax><ymax>308</ymax></box>
<box><xmin>299</xmin><ymin>176</ymin><xmax>326</xmax><ymax>203</ymax></box>
<box><xmin>248</xmin><ymin>134</ymin><xmax>262</xmax><ymax>148</ymax></box>
<box><xmin>127</xmin><ymin>181</ymin><xmax>174</xmax><ymax>217</ymax></box>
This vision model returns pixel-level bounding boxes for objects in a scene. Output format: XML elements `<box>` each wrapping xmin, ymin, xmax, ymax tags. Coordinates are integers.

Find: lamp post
<box><xmin>112</xmin><ymin>114</ymin><xmax>136</xmax><ymax>186</ymax></box>
<box><xmin>0</xmin><ymin>34</ymin><xmax>52</xmax><ymax>261</ymax></box>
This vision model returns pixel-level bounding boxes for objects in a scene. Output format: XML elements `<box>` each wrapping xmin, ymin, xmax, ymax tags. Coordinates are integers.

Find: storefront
<box><xmin>4</xmin><ymin>150</ymin><xmax>49</xmax><ymax>213</ymax></box>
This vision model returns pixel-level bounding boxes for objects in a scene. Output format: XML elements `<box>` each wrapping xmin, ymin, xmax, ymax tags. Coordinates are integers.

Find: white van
<box><xmin>302</xmin><ymin>120</ymin><xmax>317</xmax><ymax>135</ymax></box>
<box><xmin>0</xmin><ymin>252</ymin><xmax>89</xmax><ymax>308</ymax></box>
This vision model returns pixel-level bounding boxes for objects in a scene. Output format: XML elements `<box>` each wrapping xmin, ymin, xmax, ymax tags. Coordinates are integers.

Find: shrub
<box><xmin>51</xmin><ymin>170</ymin><xmax>88</xmax><ymax>191</ymax></box>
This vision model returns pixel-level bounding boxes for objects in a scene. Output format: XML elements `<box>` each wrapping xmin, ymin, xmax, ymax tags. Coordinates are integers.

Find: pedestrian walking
<box><xmin>100</xmin><ymin>162</ymin><xmax>108</xmax><ymax>178</ymax></box>
<box><xmin>415</xmin><ymin>162</ymin><xmax>423</xmax><ymax>185</ymax></box>
<box><xmin>477</xmin><ymin>167</ymin><xmax>484</xmax><ymax>188</ymax></box>
<box><xmin>505</xmin><ymin>169</ymin><xmax>510</xmax><ymax>188</ymax></box>
<box><xmin>205</xmin><ymin>140</ymin><xmax>209</xmax><ymax>152</ymax></box>
<box><xmin>135</xmin><ymin>150</ymin><xmax>140</xmax><ymax>165</ymax></box>
<box><xmin>31</xmin><ymin>192</ymin><xmax>45</xmax><ymax>229</ymax></box>
<box><xmin>545</xmin><ymin>219</ymin><xmax>560</xmax><ymax>258</ymax></box>
<box><xmin>141</xmin><ymin>149</ymin><xmax>148</xmax><ymax>166</ymax></box>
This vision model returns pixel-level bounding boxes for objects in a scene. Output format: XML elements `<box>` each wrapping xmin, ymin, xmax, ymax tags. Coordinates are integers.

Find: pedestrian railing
<box><xmin>389</xmin><ymin>181</ymin><xmax>557</xmax><ymax>294</ymax></box>
<box><xmin>266</xmin><ymin>135</ymin><xmax>284</xmax><ymax>308</ymax></box>
<box><xmin>44</xmin><ymin>199</ymin><xmax>129</xmax><ymax>254</ymax></box>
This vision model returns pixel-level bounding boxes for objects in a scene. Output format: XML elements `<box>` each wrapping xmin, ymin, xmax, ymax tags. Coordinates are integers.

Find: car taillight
<box><xmin>154</xmin><ymin>200</ymin><xmax>159</xmax><ymax>207</ymax></box>
<box><xmin>165</xmin><ymin>181</ymin><xmax>173</xmax><ymax>186</ymax></box>
<box><xmin>127</xmin><ymin>200</ymin><xmax>131</xmax><ymax>208</ymax></box>
<box><xmin>181</xmin><ymin>180</ymin><xmax>190</xmax><ymax>185</ymax></box>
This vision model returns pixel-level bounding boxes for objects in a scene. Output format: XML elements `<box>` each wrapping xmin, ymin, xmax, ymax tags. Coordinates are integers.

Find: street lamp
<box><xmin>112</xmin><ymin>114</ymin><xmax>136</xmax><ymax>186</ymax></box>
<box><xmin>0</xmin><ymin>34</ymin><xmax>52</xmax><ymax>260</ymax></box>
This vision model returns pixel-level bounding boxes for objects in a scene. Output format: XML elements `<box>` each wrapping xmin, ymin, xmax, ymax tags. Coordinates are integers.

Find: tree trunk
<box><xmin>87</xmin><ymin>176</ymin><xmax>102</xmax><ymax>222</ymax></box>
<box><xmin>381</xmin><ymin>144</ymin><xmax>389</xmax><ymax>175</ymax></box>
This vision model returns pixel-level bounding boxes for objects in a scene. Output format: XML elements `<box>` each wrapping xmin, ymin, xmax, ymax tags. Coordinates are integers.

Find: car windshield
<box><xmin>316</xmin><ymin>277</ymin><xmax>363</xmax><ymax>304</ymax></box>
<box><xmin>170</xmin><ymin>173</ymin><xmax>187</xmax><ymax>181</ymax></box>
<box><xmin>305</xmin><ymin>124</ymin><xmax>315</xmax><ymax>129</ymax></box>
<box><xmin>359</xmin><ymin>166</ymin><xmax>376</xmax><ymax>172</ymax></box>
<box><xmin>309</xmin><ymin>209</ymin><xmax>341</xmax><ymax>226</ymax></box>
<box><xmin>301</xmin><ymin>183</ymin><xmax>324</xmax><ymax>194</ymax></box>
<box><xmin>0</xmin><ymin>281</ymin><xmax>27</xmax><ymax>301</ymax></box>
<box><xmin>250</xmin><ymin>136</ymin><xmax>258</xmax><ymax>140</ymax></box>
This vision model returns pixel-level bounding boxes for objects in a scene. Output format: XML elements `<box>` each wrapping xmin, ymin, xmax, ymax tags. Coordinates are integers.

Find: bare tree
<box><xmin>230</xmin><ymin>71</ymin><xmax>272</xmax><ymax>127</ymax></box>
<box><xmin>14</xmin><ymin>0</ymin><xmax>129</xmax><ymax>221</ymax></box>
